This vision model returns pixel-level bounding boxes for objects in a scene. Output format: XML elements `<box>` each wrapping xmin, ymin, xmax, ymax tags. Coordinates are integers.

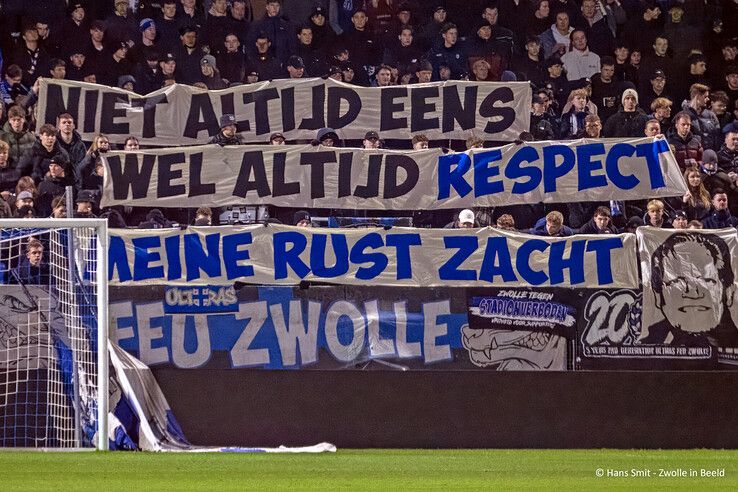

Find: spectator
<box><xmin>134</xmin><ymin>52</ymin><xmax>164</xmax><ymax>94</ymax></box>
<box><xmin>74</xmin><ymin>189</ymin><xmax>97</xmax><ymax>218</ymax></box>
<box><xmin>157</xmin><ymin>1</ymin><xmax>182</xmax><ymax>53</ymax></box>
<box><xmin>688</xmin><ymin>220</ymin><xmax>703</xmax><ymax>229</ymax></box>
<box><xmin>667</xmin><ymin>111</ymin><xmax>703</xmax><ymax>170</ymax></box>
<box><xmin>293</xmin><ymin>210</ymin><xmax>312</xmax><ymax>227</ymax></box>
<box><xmin>159</xmin><ymin>52</ymin><xmax>178</xmax><ymax>86</ymax></box>
<box><xmin>540</xmin><ymin>11</ymin><xmax>573</xmax><ymax>60</ymax></box>
<box><xmin>194</xmin><ymin>206</ymin><xmax>213</xmax><ymax>226</ymax></box>
<box><xmin>530</xmin><ymin>95</ymin><xmax>555</xmax><ymax>140</ymax></box>
<box><xmin>711</xmin><ymin>91</ymin><xmax>732</xmax><ymax>129</ymax></box>
<box><xmin>446</xmin><ymin>209</ymin><xmax>477</xmax><ymax>228</ymax></box>
<box><xmin>411</xmin><ymin>134</ymin><xmax>429</xmax><ymax>150</ymax></box>
<box><xmin>574</xmin><ymin>0</ymin><xmax>614</xmax><ymax>57</ymax></box>
<box><xmin>561</xmin><ymin>29</ymin><xmax>600</xmax><ymax>81</ymax></box>
<box><xmin>200</xmin><ymin>55</ymin><xmax>227</xmax><ymax>89</ymax></box>
<box><xmin>178</xmin><ymin>0</ymin><xmax>206</xmax><ymax>33</ymax></box>
<box><xmin>702</xmin><ymin>188</ymin><xmax>738</xmax><ymax>228</ymax></box>
<box><xmin>640</xmin><ymin>35</ymin><xmax>672</xmax><ymax>86</ymax></box>
<box><xmin>589</xmin><ymin>56</ymin><xmax>620</xmax><ymax>122</ymax></box>
<box><xmin>640</xmin><ymin>70</ymin><xmax>671</xmax><ymax>115</ymax></box>
<box><xmin>362</xmin><ymin>131</ymin><xmax>382</xmax><ymax>149</ymax></box>
<box><xmin>36</xmin><ymin>157</ymin><xmax>71</xmax><ymax>217</ymax></box>
<box><xmin>603</xmin><ymin>88</ymin><xmax>649</xmax><ymax>137</ymax></box>
<box><xmin>0</xmin><ymin>106</ymin><xmax>36</xmax><ymax>167</ymax></box>
<box><xmin>308</xmin><ymin>6</ymin><xmax>337</xmax><ymax>54</ymax></box>
<box><xmin>48</xmin><ymin>59</ymin><xmax>67</xmax><ymax>80</ymax></box>
<box><xmin>644</xmin><ymin>199</ymin><xmax>672</xmax><ymax>228</ymax></box>
<box><xmin>644</xmin><ymin>119</ymin><xmax>661</xmax><ymax>138</ymax></box>
<box><xmin>531</xmin><ymin>210</ymin><xmax>574</xmax><ymax>236</ymax></box>
<box><xmin>649</xmin><ymin>97</ymin><xmax>673</xmax><ymax>136</ymax></box>
<box><xmin>294</xmin><ymin>25</ymin><xmax>326</xmax><ymax>77</ymax></box>
<box><xmin>246</xmin><ymin>32</ymin><xmax>282</xmax><ymax>81</ymax></box>
<box><xmin>513</xmin><ymin>36</ymin><xmax>546</xmax><ymax>87</ymax></box>
<box><xmin>105</xmin><ymin>0</ymin><xmax>139</xmax><ymax>49</ymax></box>
<box><xmin>59</xmin><ymin>3</ymin><xmax>92</xmax><ymax>57</ymax></box>
<box><xmin>124</xmin><ymin>136</ymin><xmax>140</xmax><ymax>151</ymax></box>
<box><xmin>681</xmin><ymin>167</ymin><xmax>711</xmax><ymax>222</ymax></box>
<box><xmin>718</xmin><ymin>132</ymin><xmax>738</xmax><ymax>172</ymax></box>
<box><xmin>249</xmin><ymin>0</ymin><xmax>294</xmax><ymax>63</ymax></box>
<box><xmin>495</xmin><ymin>214</ymin><xmax>516</xmax><ymax>230</ymax></box>
<box><xmin>315</xmin><ymin>127</ymin><xmax>340</xmax><ymax>147</ymax></box>
<box><xmin>84</xmin><ymin>21</ymin><xmax>109</xmax><ymax>79</ymax></box>
<box><xmin>583</xmin><ymin>114</ymin><xmax>602</xmax><ymax>138</ymax></box>
<box><xmin>671</xmin><ymin>210</ymin><xmax>688</xmax><ymax>229</ymax></box>
<box><xmin>541</xmin><ymin>57</ymin><xmax>570</xmax><ymax>111</ymax></box>
<box><xmin>683</xmin><ymin>83</ymin><xmax>722</xmax><ymax>152</ymax></box>
<box><xmin>18</xmin><ymin>124</ymin><xmax>70</xmax><ymax>184</ymax></box>
<box><xmin>577</xmin><ymin>206</ymin><xmax>618</xmax><ymax>234</ymax></box>
<box><xmin>0</xmin><ymin>141</ymin><xmax>21</xmax><ymax>198</ymax></box>
<box><xmin>138</xmin><ymin>208</ymin><xmax>176</xmax><ymax>229</ymax></box>
<box><xmin>75</xmin><ymin>134</ymin><xmax>110</xmax><ymax>190</ymax></box>
<box><xmin>269</xmin><ymin>132</ymin><xmax>285</xmax><ymax>145</ymax></box>
<box><xmin>12</xmin><ymin>239</ymin><xmax>48</xmax><ymax>284</ymax></box>
<box><xmin>383</xmin><ymin>26</ymin><xmax>424</xmax><ymax>76</ymax></box>
<box><xmin>427</xmin><ymin>23</ymin><xmax>467</xmax><ymax>80</ymax></box>
<box><xmin>129</xmin><ymin>18</ymin><xmax>160</xmax><ymax>67</ymax></box>
<box><xmin>209</xmin><ymin>114</ymin><xmax>244</xmax><ymax>146</ymax></box>
<box><xmin>203</xmin><ymin>0</ymin><xmax>233</xmax><ymax>54</ymax></box>
<box><xmin>558</xmin><ymin>88</ymin><xmax>590</xmax><ymax>139</ymax></box>
<box><xmin>284</xmin><ymin>56</ymin><xmax>307</xmax><ymax>79</ymax></box>
<box><xmin>14</xmin><ymin>190</ymin><xmax>36</xmax><ymax>218</ymax></box>
<box><xmin>216</xmin><ymin>33</ymin><xmax>247</xmax><ymax>85</ymax></box>
<box><xmin>56</xmin><ymin>113</ymin><xmax>86</xmax><ymax>167</ymax></box>
<box><xmin>174</xmin><ymin>26</ymin><xmax>207</xmax><ymax>85</ymax></box>
<box><xmin>10</xmin><ymin>23</ymin><xmax>51</xmax><ymax>88</ymax></box>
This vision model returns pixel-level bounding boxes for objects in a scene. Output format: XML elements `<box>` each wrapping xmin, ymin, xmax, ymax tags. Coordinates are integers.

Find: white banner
<box><xmin>100</xmin><ymin>138</ymin><xmax>687</xmax><ymax>209</ymax></box>
<box><xmin>107</xmin><ymin>224</ymin><xmax>638</xmax><ymax>288</ymax></box>
<box><xmin>638</xmin><ymin>227</ymin><xmax>738</xmax><ymax>352</ymax></box>
<box><xmin>36</xmin><ymin>78</ymin><xmax>531</xmax><ymax>145</ymax></box>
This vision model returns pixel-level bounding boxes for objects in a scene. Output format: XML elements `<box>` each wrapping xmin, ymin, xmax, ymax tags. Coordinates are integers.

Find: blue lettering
<box><xmin>438</xmin><ymin>236</ymin><xmax>478</xmax><ymax>280</ymax></box>
<box><xmin>184</xmin><ymin>233</ymin><xmax>222</xmax><ymax>281</ymax></box>
<box><xmin>479</xmin><ymin>237</ymin><xmax>517</xmax><ymax>283</ymax></box>
<box><xmin>576</xmin><ymin>143</ymin><xmax>607</xmax><ymax>191</ymax></box>
<box><xmin>273</xmin><ymin>232</ymin><xmax>310</xmax><ymax>280</ymax></box>
<box><xmin>164</xmin><ymin>235</ymin><xmax>182</xmax><ymax>281</ymax></box>
<box><xmin>505</xmin><ymin>146</ymin><xmax>542</xmax><ymax>194</ymax></box>
<box><xmin>311</xmin><ymin>234</ymin><xmax>349</xmax><ymax>278</ymax></box>
<box><xmin>605</xmin><ymin>143</ymin><xmax>638</xmax><ymax>190</ymax></box>
<box><xmin>548</xmin><ymin>240</ymin><xmax>585</xmax><ymax>285</ymax></box>
<box><xmin>108</xmin><ymin>235</ymin><xmax>132</xmax><ymax>282</ymax></box>
<box><xmin>473</xmin><ymin>149</ymin><xmax>504</xmax><ymax>197</ymax></box>
<box><xmin>349</xmin><ymin>233</ymin><xmax>388</xmax><ymax>280</ymax></box>
<box><xmin>132</xmin><ymin>236</ymin><xmax>164</xmax><ymax>281</ymax></box>
<box><xmin>586</xmin><ymin>237</ymin><xmax>622</xmax><ymax>285</ymax></box>
<box><xmin>542</xmin><ymin>145</ymin><xmax>575</xmax><ymax>192</ymax></box>
<box><xmin>636</xmin><ymin>140</ymin><xmax>668</xmax><ymax>189</ymax></box>
<box><xmin>222</xmin><ymin>232</ymin><xmax>254</xmax><ymax>280</ymax></box>
<box><xmin>386</xmin><ymin>234</ymin><xmax>421</xmax><ymax>280</ymax></box>
<box><xmin>437</xmin><ymin>152</ymin><xmax>472</xmax><ymax>199</ymax></box>
<box><xmin>516</xmin><ymin>239</ymin><xmax>549</xmax><ymax>285</ymax></box>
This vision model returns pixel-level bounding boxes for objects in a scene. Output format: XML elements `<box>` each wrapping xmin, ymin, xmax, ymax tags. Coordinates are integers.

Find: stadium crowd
<box><xmin>1</xmin><ymin>0</ymin><xmax>738</xmax><ymax>232</ymax></box>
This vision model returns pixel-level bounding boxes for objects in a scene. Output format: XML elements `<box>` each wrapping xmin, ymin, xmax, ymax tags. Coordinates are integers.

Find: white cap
<box><xmin>459</xmin><ymin>209</ymin><xmax>475</xmax><ymax>225</ymax></box>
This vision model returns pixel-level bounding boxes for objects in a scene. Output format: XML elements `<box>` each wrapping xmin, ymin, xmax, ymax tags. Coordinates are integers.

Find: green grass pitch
<box><xmin>2</xmin><ymin>449</ymin><xmax>737</xmax><ymax>490</ymax></box>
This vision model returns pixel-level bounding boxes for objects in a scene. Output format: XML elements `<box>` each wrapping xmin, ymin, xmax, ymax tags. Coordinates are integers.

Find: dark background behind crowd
<box><xmin>1</xmin><ymin>0</ymin><xmax>738</xmax><ymax>234</ymax></box>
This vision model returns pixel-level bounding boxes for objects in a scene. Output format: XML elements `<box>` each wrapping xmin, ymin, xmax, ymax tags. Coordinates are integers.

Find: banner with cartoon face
<box><xmin>638</xmin><ymin>228</ymin><xmax>738</xmax><ymax>365</ymax></box>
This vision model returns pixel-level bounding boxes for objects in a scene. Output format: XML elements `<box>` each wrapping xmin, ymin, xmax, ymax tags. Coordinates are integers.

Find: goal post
<box><xmin>0</xmin><ymin>218</ymin><xmax>108</xmax><ymax>450</ymax></box>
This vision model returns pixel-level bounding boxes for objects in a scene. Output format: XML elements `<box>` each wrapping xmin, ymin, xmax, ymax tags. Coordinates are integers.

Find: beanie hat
<box><xmin>622</xmin><ymin>88</ymin><xmax>638</xmax><ymax>106</ymax></box>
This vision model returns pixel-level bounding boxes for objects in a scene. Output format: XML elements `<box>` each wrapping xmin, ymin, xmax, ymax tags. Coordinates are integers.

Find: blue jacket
<box><xmin>530</xmin><ymin>217</ymin><xmax>575</xmax><ymax>237</ymax></box>
<box><xmin>702</xmin><ymin>209</ymin><xmax>738</xmax><ymax>229</ymax></box>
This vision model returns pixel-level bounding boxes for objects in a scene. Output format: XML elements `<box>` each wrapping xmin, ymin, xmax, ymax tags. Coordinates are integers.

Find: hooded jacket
<box><xmin>0</xmin><ymin>121</ymin><xmax>36</xmax><ymax>167</ymax></box>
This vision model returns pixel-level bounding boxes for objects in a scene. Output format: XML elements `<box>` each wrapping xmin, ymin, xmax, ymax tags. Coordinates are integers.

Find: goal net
<box><xmin>0</xmin><ymin>219</ymin><xmax>108</xmax><ymax>450</ymax></box>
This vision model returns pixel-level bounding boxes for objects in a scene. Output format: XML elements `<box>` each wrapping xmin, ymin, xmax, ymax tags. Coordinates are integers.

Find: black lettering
<box><xmin>338</xmin><ymin>151</ymin><xmax>353</xmax><ymax>198</ymax></box>
<box><xmin>183</xmin><ymin>93</ymin><xmax>219</xmax><ymax>138</ymax></box>
<box><xmin>107</xmin><ymin>154</ymin><xmax>155</xmax><ymax>200</ymax></box>
<box><xmin>100</xmin><ymin>92</ymin><xmax>130</xmax><ymax>135</ymax></box>
<box><xmin>157</xmin><ymin>152</ymin><xmax>187</xmax><ymax>198</ymax></box>
<box><xmin>131</xmin><ymin>94</ymin><xmax>169</xmax><ymax>138</ymax></box>
<box><xmin>272</xmin><ymin>151</ymin><xmax>300</xmax><ymax>197</ymax></box>
<box><xmin>220</xmin><ymin>92</ymin><xmax>250</xmax><ymax>132</ymax></box>
<box><xmin>298</xmin><ymin>83</ymin><xmax>326</xmax><ymax>130</ymax></box>
<box><xmin>479</xmin><ymin>87</ymin><xmax>516</xmax><ymax>134</ymax></box>
<box><xmin>280</xmin><ymin>87</ymin><xmax>295</xmax><ymax>132</ymax></box>
<box><xmin>383</xmin><ymin>154</ymin><xmax>419</xmax><ymax>199</ymax></box>
<box><xmin>83</xmin><ymin>89</ymin><xmax>100</xmax><ymax>133</ymax></box>
<box><xmin>233</xmin><ymin>151</ymin><xmax>272</xmax><ymax>198</ymax></box>
<box><xmin>43</xmin><ymin>83</ymin><xmax>80</xmax><ymax>124</ymax></box>
<box><xmin>327</xmin><ymin>87</ymin><xmax>361</xmax><ymax>129</ymax></box>
<box><xmin>244</xmin><ymin>88</ymin><xmax>279</xmax><ymax>135</ymax></box>
<box><xmin>353</xmin><ymin>154</ymin><xmax>382</xmax><ymax>199</ymax></box>
<box><xmin>188</xmin><ymin>152</ymin><xmax>216</xmax><ymax>197</ymax></box>
<box><xmin>379</xmin><ymin>87</ymin><xmax>408</xmax><ymax>131</ymax></box>
<box><xmin>300</xmin><ymin>151</ymin><xmax>335</xmax><ymax>199</ymax></box>
<box><xmin>442</xmin><ymin>85</ymin><xmax>477</xmax><ymax>132</ymax></box>
<box><xmin>410</xmin><ymin>86</ymin><xmax>439</xmax><ymax>132</ymax></box>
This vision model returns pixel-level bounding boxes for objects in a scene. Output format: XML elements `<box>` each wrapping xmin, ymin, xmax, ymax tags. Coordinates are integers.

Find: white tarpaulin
<box><xmin>107</xmin><ymin>225</ymin><xmax>639</xmax><ymax>288</ymax></box>
<box><xmin>36</xmin><ymin>78</ymin><xmax>531</xmax><ymax>145</ymax></box>
<box><xmin>100</xmin><ymin>138</ymin><xmax>687</xmax><ymax>209</ymax></box>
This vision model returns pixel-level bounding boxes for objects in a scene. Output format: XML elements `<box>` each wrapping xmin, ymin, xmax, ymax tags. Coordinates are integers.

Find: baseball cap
<box><xmin>650</xmin><ymin>69</ymin><xmax>666</xmax><ymax>80</ymax></box>
<box><xmin>364</xmin><ymin>131</ymin><xmax>379</xmax><ymax>141</ymax></box>
<box><xmin>161</xmin><ymin>52</ymin><xmax>176</xmax><ymax>63</ymax></box>
<box><xmin>434</xmin><ymin>5</ymin><xmax>446</xmax><ymax>12</ymax></box>
<box><xmin>270</xmin><ymin>132</ymin><xmax>285</xmax><ymax>142</ymax></box>
<box><xmin>311</xmin><ymin>6</ymin><xmax>326</xmax><ymax>17</ymax></box>
<box><xmin>76</xmin><ymin>190</ymin><xmax>95</xmax><ymax>204</ymax></box>
<box><xmin>220</xmin><ymin>114</ymin><xmax>236</xmax><ymax>128</ymax></box>
<box><xmin>544</xmin><ymin>57</ymin><xmax>563</xmax><ymax>68</ymax></box>
<box><xmin>139</xmin><ymin>18</ymin><xmax>155</xmax><ymax>32</ymax></box>
<box><xmin>673</xmin><ymin>210</ymin><xmax>688</xmax><ymax>219</ymax></box>
<box><xmin>459</xmin><ymin>209</ymin><xmax>475</xmax><ymax>225</ymax></box>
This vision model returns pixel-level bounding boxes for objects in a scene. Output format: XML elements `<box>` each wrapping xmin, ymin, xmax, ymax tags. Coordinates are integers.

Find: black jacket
<box><xmin>603</xmin><ymin>107</ymin><xmax>649</xmax><ymax>137</ymax></box>
<box><xmin>17</xmin><ymin>140</ymin><xmax>70</xmax><ymax>184</ymax></box>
